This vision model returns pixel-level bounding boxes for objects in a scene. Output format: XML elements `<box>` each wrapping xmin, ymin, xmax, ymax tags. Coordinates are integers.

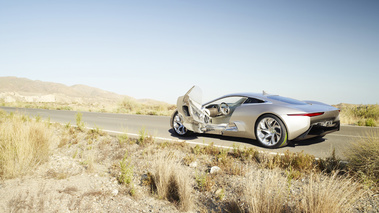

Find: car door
<box><xmin>176</xmin><ymin>86</ymin><xmax>210</xmax><ymax>133</ymax></box>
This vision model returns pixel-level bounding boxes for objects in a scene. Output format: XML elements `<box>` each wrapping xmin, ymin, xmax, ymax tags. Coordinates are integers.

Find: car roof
<box><xmin>219</xmin><ymin>92</ymin><xmax>269</xmax><ymax>100</ymax></box>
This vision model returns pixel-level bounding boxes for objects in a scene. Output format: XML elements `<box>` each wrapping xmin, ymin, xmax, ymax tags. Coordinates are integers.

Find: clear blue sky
<box><xmin>1</xmin><ymin>0</ymin><xmax>378</xmax><ymax>104</ymax></box>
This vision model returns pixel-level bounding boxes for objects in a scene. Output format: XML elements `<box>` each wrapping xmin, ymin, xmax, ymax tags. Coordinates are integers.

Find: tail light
<box><xmin>288</xmin><ymin>112</ymin><xmax>324</xmax><ymax>117</ymax></box>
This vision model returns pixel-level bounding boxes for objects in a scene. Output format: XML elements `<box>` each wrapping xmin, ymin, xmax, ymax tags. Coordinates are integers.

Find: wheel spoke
<box><xmin>263</xmin><ymin>134</ymin><xmax>271</xmax><ymax>141</ymax></box>
<box><xmin>261</xmin><ymin>129</ymin><xmax>270</xmax><ymax>135</ymax></box>
<box><xmin>271</xmin><ymin>134</ymin><xmax>277</xmax><ymax>144</ymax></box>
<box><xmin>275</xmin><ymin>132</ymin><xmax>281</xmax><ymax>139</ymax></box>
<box><xmin>265</xmin><ymin>119</ymin><xmax>271</xmax><ymax>128</ymax></box>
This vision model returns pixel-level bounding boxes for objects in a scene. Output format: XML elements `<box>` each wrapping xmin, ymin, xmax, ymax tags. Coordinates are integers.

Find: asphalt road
<box><xmin>2</xmin><ymin>106</ymin><xmax>378</xmax><ymax>159</ymax></box>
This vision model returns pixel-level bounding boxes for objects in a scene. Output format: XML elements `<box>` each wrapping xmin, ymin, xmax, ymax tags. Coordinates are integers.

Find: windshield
<box><xmin>267</xmin><ymin>95</ymin><xmax>308</xmax><ymax>105</ymax></box>
<box><xmin>205</xmin><ymin>96</ymin><xmax>246</xmax><ymax>107</ymax></box>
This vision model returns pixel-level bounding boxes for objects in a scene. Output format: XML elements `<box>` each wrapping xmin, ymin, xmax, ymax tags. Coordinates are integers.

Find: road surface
<box><xmin>1</xmin><ymin>106</ymin><xmax>377</xmax><ymax>159</ymax></box>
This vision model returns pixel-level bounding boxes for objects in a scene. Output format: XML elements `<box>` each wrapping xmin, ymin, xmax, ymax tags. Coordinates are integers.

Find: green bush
<box><xmin>118</xmin><ymin>151</ymin><xmax>134</xmax><ymax>186</ymax></box>
<box><xmin>365</xmin><ymin>118</ymin><xmax>376</xmax><ymax>127</ymax></box>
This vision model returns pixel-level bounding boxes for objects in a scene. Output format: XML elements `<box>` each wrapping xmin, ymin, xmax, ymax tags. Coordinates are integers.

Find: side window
<box><xmin>210</xmin><ymin>97</ymin><xmax>246</xmax><ymax>106</ymax></box>
<box><xmin>244</xmin><ymin>97</ymin><xmax>265</xmax><ymax>104</ymax></box>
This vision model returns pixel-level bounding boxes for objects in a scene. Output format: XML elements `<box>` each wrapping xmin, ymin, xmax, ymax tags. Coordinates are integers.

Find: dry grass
<box><xmin>116</xmin><ymin>98</ymin><xmax>175</xmax><ymax>116</ymax></box>
<box><xmin>344</xmin><ymin>131</ymin><xmax>379</xmax><ymax>187</ymax></box>
<box><xmin>228</xmin><ymin>169</ymin><xmax>365</xmax><ymax>213</ymax></box>
<box><xmin>337</xmin><ymin>104</ymin><xmax>379</xmax><ymax>126</ymax></box>
<box><xmin>0</xmin><ymin>111</ymin><xmax>52</xmax><ymax>179</ymax></box>
<box><xmin>1</xmin><ymin>97</ymin><xmax>176</xmax><ymax>116</ymax></box>
<box><xmin>299</xmin><ymin>172</ymin><xmax>365</xmax><ymax>213</ymax></box>
<box><xmin>149</xmin><ymin>151</ymin><xmax>193</xmax><ymax>211</ymax></box>
<box><xmin>1</xmin><ymin>110</ymin><xmax>375</xmax><ymax>212</ymax></box>
<box><xmin>241</xmin><ymin>169</ymin><xmax>288</xmax><ymax>213</ymax></box>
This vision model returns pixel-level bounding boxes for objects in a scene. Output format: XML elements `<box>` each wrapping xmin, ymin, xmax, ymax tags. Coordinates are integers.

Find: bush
<box><xmin>75</xmin><ymin>112</ymin><xmax>85</xmax><ymax>131</ymax></box>
<box><xmin>344</xmin><ymin>131</ymin><xmax>379</xmax><ymax>186</ymax></box>
<box><xmin>365</xmin><ymin>118</ymin><xmax>376</xmax><ymax>127</ymax></box>
<box><xmin>0</xmin><ymin>111</ymin><xmax>52</xmax><ymax>178</ymax></box>
<box><xmin>338</xmin><ymin>104</ymin><xmax>379</xmax><ymax>127</ymax></box>
<box><xmin>118</xmin><ymin>151</ymin><xmax>134</xmax><ymax>186</ymax></box>
<box><xmin>241</xmin><ymin>169</ymin><xmax>288</xmax><ymax>213</ymax></box>
<box><xmin>149</xmin><ymin>152</ymin><xmax>193</xmax><ymax>211</ymax></box>
<box><xmin>299</xmin><ymin>173</ymin><xmax>364</xmax><ymax>213</ymax></box>
<box><xmin>137</xmin><ymin>127</ymin><xmax>154</xmax><ymax>146</ymax></box>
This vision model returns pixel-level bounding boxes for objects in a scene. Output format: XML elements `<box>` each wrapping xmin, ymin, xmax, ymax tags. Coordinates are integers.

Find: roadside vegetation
<box><xmin>0</xmin><ymin>111</ymin><xmax>53</xmax><ymax>179</ymax></box>
<box><xmin>336</xmin><ymin>103</ymin><xmax>379</xmax><ymax>127</ymax></box>
<box><xmin>2</xmin><ymin>100</ymin><xmax>378</xmax><ymax>126</ymax></box>
<box><xmin>1</xmin><ymin>110</ymin><xmax>377</xmax><ymax>212</ymax></box>
<box><xmin>0</xmin><ymin>97</ymin><xmax>176</xmax><ymax>116</ymax></box>
<box><xmin>344</xmin><ymin>131</ymin><xmax>379</xmax><ymax>188</ymax></box>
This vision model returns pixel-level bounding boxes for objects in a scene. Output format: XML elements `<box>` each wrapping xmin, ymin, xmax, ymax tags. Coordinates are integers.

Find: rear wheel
<box><xmin>172</xmin><ymin>112</ymin><xmax>192</xmax><ymax>136</ymax></box>
<box><xmin>255</xmin><ymin>114</ymin><xmax>288</xmax><ymax>148</ymax></box>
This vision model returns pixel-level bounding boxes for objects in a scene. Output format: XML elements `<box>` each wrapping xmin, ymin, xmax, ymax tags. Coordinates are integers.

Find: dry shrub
<box><xmin>137</xmin><ymin>127</ymin><xmax>155</xmax><ymax>147</ymax></box>
<box><xmin>232</xmin><ymin>145</ymin><xmax>260</xmax><ymax>162</ymax></box>
<box><xmin>195</xmin><ymin>172</ymin><xmax>215</xmax><ymax>192</ymax></box>
<box><xmin>280</xmin><ymin>150</ymin><xmax>315</xmax><ymax>172</ymax></box>
<box><xmin>117</xmin><ymin>98</ymin><xmax>174</xmax><ymax>116</ymax></box>
<box><xmin>344</xmin><ymin>131</ymin><xmax>379</xmax><ymax>186</ymax></box>
<box><xmin>317</xmin><ymin>148</ymin><xmax>343</xmax><ymax>174</ymax></box>
<box><xmin>192</xmin><ymin>143</ymin><xmax>221</xmax><ymax>155</ymax></box>
<box><xmin>0</xmin><ymin>112</ymin><xmax>52</xmax><ymax>178</ymax></box>
<box><xmin>338</xmin><ymin>104</ymin><xmax>379</xmax><ymax>126</ymax></box>
<box><xmin>242</xmin><ymin>169</ymin><xmax>288</xmax><ymax>213</ymax></box>
<box><xmin>149</xmin><ymin>152</ymin><xmax>193</xmax><ymax>211</ymax></box>
<box><xmin>299</xmin><ymin>172</ymin><xmax>364</xmax><ymax>213</ymax></box>
<box><xmin>214</xmin><ymin>155</ymin><xmax>246</xmax><ymax>176</ymax></box>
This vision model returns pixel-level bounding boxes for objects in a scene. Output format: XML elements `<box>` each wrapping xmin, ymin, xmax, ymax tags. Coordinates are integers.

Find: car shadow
<box><xmin>168</xmin><ymin>129</ymin><xmax>326</xmax><ymax>149</ymax></box>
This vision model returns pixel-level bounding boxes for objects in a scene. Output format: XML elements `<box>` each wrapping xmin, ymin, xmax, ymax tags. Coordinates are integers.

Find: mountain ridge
<box><xmin>0</xmin><ymin>76</ymin><xmax>165</xmax><ymax>105</ymax></box>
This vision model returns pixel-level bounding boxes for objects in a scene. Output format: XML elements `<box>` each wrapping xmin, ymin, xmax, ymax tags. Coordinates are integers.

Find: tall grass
<box><xmin>344</xmin><ymin>131</ymin><xmax>379</xmax><ymax>186</ymax></box>
<box><xmin>0</xmin><ymin>111</ymin><xmax>52</xmax><ymax>179</ymax></box>
<box><xmin>149</xmin><ymin>152</ymin><xmax>193</xmax><ymax>211</ymax></box>
<box><xmin>242</xmin><ymin>169</ymin><xmax>288</xmax><ymax>213</ymax></box>
<box><xmin>299</xmin><ymin>173</ymin><xmax>364</xmax><ymax>213</ymax></box>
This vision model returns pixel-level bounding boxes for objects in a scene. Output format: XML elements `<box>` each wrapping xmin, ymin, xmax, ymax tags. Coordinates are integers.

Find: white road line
<box><xmin>52</xmin><ymin>122</ymin><xmax>320</xmax><ymax>158</ymax></box>
<box><xmin>100</xmin><ymin>128</ymin><xmax>286</xmax><ymax>156</ymax></box>
<box><xmin>331</xmin><ymin>134</ymin><xmax>379</xmax><ymax>139</ymax></box>
<box><xmin>56</xmin><ymin>124</ymin><xmax>332</xmax><ymax>159</ymax></box>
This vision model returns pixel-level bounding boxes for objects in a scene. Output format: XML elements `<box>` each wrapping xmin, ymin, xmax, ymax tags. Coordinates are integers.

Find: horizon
<box><xmin>1</xmin><ymin>76</ymin><xmax>376</xmax><ymax>106</ymax></box>
<box><xmin>1</xmin><ymin>1</ymin><xmax>378</xmax><ymax>105</ymax></box>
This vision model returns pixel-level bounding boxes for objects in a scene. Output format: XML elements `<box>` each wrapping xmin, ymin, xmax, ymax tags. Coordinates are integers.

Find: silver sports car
<box><xmin>170</xmin><ymin>86</ymin><xmax>340</xmax><ymax>148</ymax></box>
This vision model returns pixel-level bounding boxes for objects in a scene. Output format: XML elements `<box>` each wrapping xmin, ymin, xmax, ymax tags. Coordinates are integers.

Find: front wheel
<box><xmin>172</xmin><ymin>112</ymin><xmax>192</xmax><ymax>137</ymax></box>
<box><xmin>255</xmin><ymin>114</ymin><xmax>288</xmax><ymax>148</ymax></box>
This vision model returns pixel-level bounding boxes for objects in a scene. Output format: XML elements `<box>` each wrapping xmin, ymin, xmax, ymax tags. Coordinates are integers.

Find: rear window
<box><xmin>268</xmin><ymin>95</ymin><xmax>307</xmax><ymax>105</ymax></box>
<box><xmin>243</xmin><ymin>97</ymin><xmax>265</xmax><ymax>104</ymax></box>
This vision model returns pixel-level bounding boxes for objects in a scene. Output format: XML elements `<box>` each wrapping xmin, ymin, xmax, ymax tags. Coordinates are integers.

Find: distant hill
<box><xmin>0</xmin><ymin>76</ymin><xmax>164</xmax><ymax>105</ymax></box>
<box><xmin>0</xmin><ymin>77</ymin><xmax>126</xmax><ymax>100</ymax></box>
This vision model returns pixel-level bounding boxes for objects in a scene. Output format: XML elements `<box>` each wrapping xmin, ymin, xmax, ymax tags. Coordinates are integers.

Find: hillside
<box><xmin>0</xmin><ymin>76</ymin><xmax>174</xmax><ymax>116</ymax></box>
<box><xmin>0</xmin><ymin>77</ymin><xmax>129</xmax><ymax>101</ymax></box>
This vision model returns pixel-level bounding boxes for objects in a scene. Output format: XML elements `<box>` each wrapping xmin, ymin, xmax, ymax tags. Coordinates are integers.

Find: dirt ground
<box><xmin>1</xmin><ymin>124</ymin><xmax>378</xmax><ymax>213</ymax></box>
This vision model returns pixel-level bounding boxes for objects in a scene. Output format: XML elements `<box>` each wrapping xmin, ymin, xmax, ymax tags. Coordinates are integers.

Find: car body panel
<box><xmin>171</xmin><ymin>86</ymin><xmax>340</xmax><ymax>143</ymax></box>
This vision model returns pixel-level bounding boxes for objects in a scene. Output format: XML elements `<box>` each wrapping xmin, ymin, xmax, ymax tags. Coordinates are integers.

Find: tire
<box><xmin>172</xmin><ymin>112</ymin><xmax>192</xmax><ymax>137</ymax></box>
<box><xmin>255</xmin><ymin>114</ymin><xmax>288</xmax><ymax>148</ymax></box>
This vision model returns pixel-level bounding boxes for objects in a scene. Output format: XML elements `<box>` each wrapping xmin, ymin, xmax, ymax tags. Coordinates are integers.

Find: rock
<box><xmin>112</xmin><ymin>189</ymin><xmax>118</xmax><ymax>196</ymax></box>
<box><xmin>189</xmin><ymin>161</ymin><xmax>198</xmax><ymax>168</ymax></box>
<box><xmin>210</xmin><ymin>166</ymin><xmax>221</xmax><ymax>174</ymax></box>
<box><xmin>215</xmin><ymin>188</ymin><xmax>223</xmax><ymax>195</ymax></box>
